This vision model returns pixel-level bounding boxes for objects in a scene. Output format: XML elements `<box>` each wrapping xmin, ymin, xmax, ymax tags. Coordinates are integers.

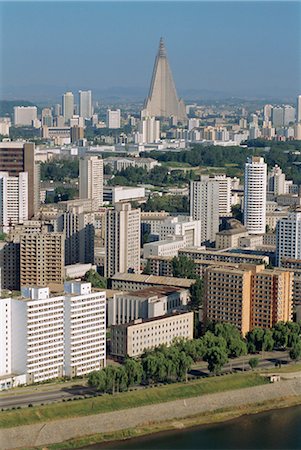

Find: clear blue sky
<box><xmin>0</xmin><ymin>1</ymin><xmax>301</xmax><ymax>100</ymax></box>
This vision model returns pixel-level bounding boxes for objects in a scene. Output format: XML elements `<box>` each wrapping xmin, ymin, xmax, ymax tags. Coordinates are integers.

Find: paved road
<box><xmin>0</xmin><ymin>386</ymin><xmax>96</xmax><ymax>409</ymax></box>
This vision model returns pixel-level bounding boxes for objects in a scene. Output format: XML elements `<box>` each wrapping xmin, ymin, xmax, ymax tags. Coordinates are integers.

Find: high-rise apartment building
<box><xmin>62</xmin><ymin>91</ymin><xmax>74</xmax><ymax>123</ymax></box>
<box><xmin>243</xmin><ymin>156</ymin><xmax>267</xmax><ymax>235</ymax></box>
<box><xmin>190</xmin><ymin>178</ymin><xmax>220</xmax><ymax>244</ymax></box>
<box><xmin>267</xmin><ymin>164</ymin><xmax>286</xmax><ymax>195</ymax></box>
<box><xmin>20</xmin><ymin>231</ymin><xmax>65</xmax><ymax>291</ymax></box>
<box><xmin>63</xmin><ymin>281</ymin><xmax>106</xmax><ymax>377</ymax></box>
<box><xmin>204</xmin><ymin>264</ymin><xmax>293</xmax><ymax>335</ymax></box>
<box><xmin>263</xmin><ymin>104</ymin><xmax>273</xmax><ymax>122</ymax></box>
<box><xmin>63</xmin><ymin>207</ymin><xmax>95</xmax><ymax>266</ymax></box>
<box><xmin>276</xmin><ymin>211</ymin><xmax>301</xmax><ymax>266</ymax></box>
<box><xmin>79</xmin><ymin>90</ymin><xmax>92</xmax><ymax>119</ymax></box>
<box><xmin>13</xmin><ymin>106</ymin><xmax>37</xmax><ymax>126</ymax></box>
<box><xmin>0</xmin><ymin>282</ymin><xmax>106</xmax><ymax>387</ymax></box>
<box><xmin>142</xmin><ymin>38</ymin><xmax>187</xmax><ymax>123</ymax></box>
<box><xmin>272</xmin><ymin>106</ymin><xmax>284</xmax><ymax>128</ymax></box>
<box><xmin>105</xmin><ymin>203</ymin><xmax>141</xmax><ymax>277</ymax></box>
<box><xmin>0</xmin><ymin>142</ymin><xmax>38</xmax><ymax>218</ymax></box>
<box><xmin>283</xmin><ymin>105</ymin><xmax>296</xmax><ymax>126</ymax></box>
<box><xmin>0</xmin><ymin>172</ymin><xmax>28</xmax><ymax>233</ymax></box>
<box><xmin>138</xmin><ymin>116</ymin><xmax>160</xmax><ymax>143</ymax></box>
<box><xmin>79</xmin><ymin>156</ymin><xmax>103</xmax><ymax>209</ymax></box>
<box><xmin>106</xmin><ymin>109</ymin><xmax>121</xmax><ymax>129</ymax></box>
<box><xmin>41</xmin><ymin>108</ymin><xmax>53</xmax><ymax>127</ymax></box>
<box><xmin>251</xmin><ymin>269</ymin><xmax>292</xmax><ymax>329</ymax></box>
<box><xmin>0</xmin><ymin>239</ymin><xmax>20</xmax><ymax>291</ymax></box>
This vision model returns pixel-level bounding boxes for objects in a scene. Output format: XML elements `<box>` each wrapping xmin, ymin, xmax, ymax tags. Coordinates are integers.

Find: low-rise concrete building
<box><xmin>108</xmin><ymin>286</ymin><xmax>189</xmax><ymax>326</ymax></box>
<box><xmin>111</xmin><ymin>311</ymin><xmax>194</xmax><ymax>358</ymax></box>
<box><xmin>143</xmin><ymin>236</ymin><xmax>186</xmax><ymax>258</ymax></box>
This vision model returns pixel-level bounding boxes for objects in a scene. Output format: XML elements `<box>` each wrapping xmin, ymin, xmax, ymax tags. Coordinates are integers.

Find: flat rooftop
<box><xmin>111</xmin><ymin>273</ymin><xmax>195</xmax><ymax>288</ymax></box>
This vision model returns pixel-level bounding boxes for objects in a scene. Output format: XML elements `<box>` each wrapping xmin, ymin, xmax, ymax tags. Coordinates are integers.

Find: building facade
<box><xmin>243</xmin><ymin>156</ymin><xmax>267</xmax><ymax>235</ymax></box>
<box><xmin>79</xmin><ymin>156</ymin><xmax>104</xmax><ymax>209</ymax></box>
<box><xmin>105</xmin><ymin>203</ymin><xmax>141</xmax><ymax>277</ymax></box>
<box><xmin>111</xmin><ymin>311</ymin><xmax>194</xmax><ymax>358</ymax></box>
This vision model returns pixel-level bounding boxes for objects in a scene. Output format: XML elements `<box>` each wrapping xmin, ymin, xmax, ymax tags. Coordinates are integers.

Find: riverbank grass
<box><xmin>29</xmin><ymin>394</ymin><xmax>301</xmax><ymax>450</ymax></box>
<box><xmin>0</xmin><ymin>372</ymin><xmax>267</xmax><ymax>429</ymax></box>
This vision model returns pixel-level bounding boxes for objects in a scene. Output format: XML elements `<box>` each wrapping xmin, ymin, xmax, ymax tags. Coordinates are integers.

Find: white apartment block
<box><xmin>105</xmin><ymin>203</ymin><xmax>141</xmax><ymax>277</ymax></box>
<box><xmin>243</xmin><ymin>156</ymin><xmax>267</xmax><ymax>235</ymax></box>
<box><xmin>13</xmin><ymin>106</ymin><xmax>37</xmax><ymax>126</ymax></box>
<box><xmin>138</xmin><ymin>116</ymin><xmax>160</xmax><ymax>143</ymax></box>
<box><xmin>268</xmin><ymin>165</ymin><xmax>288</xmax><ymax>196</ymax></box>
<box><xmin>190</xmin><ymin>178</ymin><xmax>220</xmax><ymax>244</ymax></box>
<box><xmin>62</xmin><ymin>92</ymin><xmax>74</xmax><ymax>123</ymax></box>
<box><xmin>0</xmin><ymin>171</ymin><xmax>28</xmax><ymax>233</ymax></box>
<box><xmin>276</xmin><ymin>211</ymin><xmax>301</xmax><ymax>266</ymax></box>
<box><xmin>106</xmin><ymin>109</ymin><xmax>121</xmax><ymax>129</ymax></box>
<box><xmin>108</xmin><ymin>286</ymin><xmax>189</xmax><ymax>326</ymax></box>
<box><xmin>79</xmin><ymin>90</ymin><xmax>92</xmax><ymax>119</ymax></box>
<box><xmin>64</xmin><ymin>281</ymin><xmax>106</xmax><ymax>377</ymax></box>
<box><xmin>0</xmin><ymin>282</ymin><xmax>106</xmax><ymax>389</ymax></box>
<box><xmin>79</xmin><ymin>156</ymin><xmax>103</xmax><ymax>209</ymax></box>
<box><xmin>143</xmin><ymin>236</ymin><xmax>186</xmax><ymax>258</ymax></box>
<box><xmin>111</xmin><ymin>311</ymin><xmax>194</xmax><ymax>358</ymax></box>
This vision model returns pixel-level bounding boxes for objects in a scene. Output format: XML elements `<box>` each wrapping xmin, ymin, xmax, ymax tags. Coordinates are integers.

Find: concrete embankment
<box><xmin>1</xmin><ymin>378</ymin><xmax>301</xmax><ymax>450</ymax></box>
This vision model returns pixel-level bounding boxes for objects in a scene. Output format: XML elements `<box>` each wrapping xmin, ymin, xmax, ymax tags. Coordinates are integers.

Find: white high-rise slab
<box><xmin>243</xmin><ymin>156</ymin><xmax>267</xmax><ymax>235</ymax></box>
<box><xmin>79</xmin><ymin>90</ymin><xmax>92</xmax><ymax>119</ymax></box>
<box><xmin>143</xmin><ymin>38</ymin><xmax>187</xmax><ymax>123</ymax></box>
<box><xmin>62</xmin><ymin>91</ymin><xmax>74</xmax><ymax>123</ymax></box>
<box><xmin>0</xmin><ymin>171</ymin><xmax>28</xmax><ymax>233</ymax></box>
<box><xmin>79</xmin><ymin>156</ymin><xmax>103</xmax><ymax>209</ymax></box>
<box><xmin>276</xmin><ymin>211</ymin><xmax>301</xmax><ymax>266</ymax></box>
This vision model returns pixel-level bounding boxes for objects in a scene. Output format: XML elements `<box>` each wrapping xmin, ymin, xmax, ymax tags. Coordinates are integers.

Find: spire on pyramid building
<box><xmin>142</xmin><ymin>38</ymin><xmax>187</xmax><ymax>123</ymax></box>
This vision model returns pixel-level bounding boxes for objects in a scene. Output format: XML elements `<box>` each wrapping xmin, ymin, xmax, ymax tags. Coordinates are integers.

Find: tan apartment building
<box><xmin>204</xmin><ymin>266</ymin><xmax>253</xmax><ymax>335</ymax></box>
<box><xmin>20</xmin><ymin>232</ymin><xmax>65</xmax><ymax>291</ymax></box>
<box><xmin>251</xmin><ymin>269</ymin><xmax>293</xmax><ymax>329</ymax></box>
<box><xmin>204</xmin><ymin>264</ymin><xmax>293</xmax><ymax>335</ymax></box>
<box><xmin>111</xmin><ymin>311</ymin><xmax>194</xmax><ymax>358</ymax></box>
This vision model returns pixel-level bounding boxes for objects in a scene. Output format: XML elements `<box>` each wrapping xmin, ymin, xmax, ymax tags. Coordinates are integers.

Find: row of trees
<box><xmin>89</xmin><ymin>321</ymin><xmax>301</xmax><ymax>395</ymax></box>
<box><xmin>141</xmin><ymin>195</ymin><xmax>189</xmax><ymax>213</ymax></box>
<box><xmin>108</xmin><ymin>165</ymin><xmax>195</xmax><ymax>188</ymax></box>
<box><xmin>41</xmin><ymin>159</ymin><xmax>79</xmax><ymax>182</ymax></box>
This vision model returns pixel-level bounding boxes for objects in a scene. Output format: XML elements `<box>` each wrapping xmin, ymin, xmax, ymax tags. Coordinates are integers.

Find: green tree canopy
<box><xmin>83</xmin><ymin>269</ymin><xmax>107</xmax><ymax>289</ymax></box>
<box><xmin>172</xmin><ymin>255</ymin><xmax>196</xmax><ymax>279</ymax></box>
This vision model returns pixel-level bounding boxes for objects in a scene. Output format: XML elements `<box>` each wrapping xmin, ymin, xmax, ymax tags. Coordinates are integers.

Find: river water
<box><xmin>81</xmin><ymin>404</ymin><xmax>301</xmax><ymax>450</ymax></box>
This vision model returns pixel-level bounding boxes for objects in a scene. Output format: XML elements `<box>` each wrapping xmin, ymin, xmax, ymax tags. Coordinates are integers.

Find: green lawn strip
<box><xmin>264</xmin><ymin>362</ymin><xmax>301</xmax><ymax>374</ymax></box>
<box><xmin>0</xmin><ymin>373</ymin><xmax>267</xmax><ymax>429</ymax></box>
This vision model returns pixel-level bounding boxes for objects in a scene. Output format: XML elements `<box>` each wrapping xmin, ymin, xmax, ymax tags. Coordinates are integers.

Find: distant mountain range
<box><xmin>0</xmin><ymin>84</ymin><xmax>298</xmax><ymax>106</ymax></box>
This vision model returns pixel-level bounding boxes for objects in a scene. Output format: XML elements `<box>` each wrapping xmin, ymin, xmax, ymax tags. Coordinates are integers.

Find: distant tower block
<box><xmin>142</xmin><ymin>38</ymin><xmax>187</xmax><ymax>123</ymax></box>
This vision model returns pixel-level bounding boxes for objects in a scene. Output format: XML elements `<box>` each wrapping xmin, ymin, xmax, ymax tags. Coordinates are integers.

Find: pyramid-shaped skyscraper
<box><xmin>142</xmin><ymin>38</ymin><xmax>187</xmax><ymax>123</ymax></box>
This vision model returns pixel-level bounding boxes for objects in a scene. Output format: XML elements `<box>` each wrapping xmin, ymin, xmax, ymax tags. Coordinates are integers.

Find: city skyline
<box><xmin>0</xmin><ymin>1</ymin><xmax>300</xmax><ymax>101</ymax></box>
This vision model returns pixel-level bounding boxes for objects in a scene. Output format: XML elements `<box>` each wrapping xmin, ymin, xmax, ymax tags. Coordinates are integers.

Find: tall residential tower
<box><xmin>243</xmin><ymin>156</ymin><xmax>267</xmax><ymax>235</ymax></box>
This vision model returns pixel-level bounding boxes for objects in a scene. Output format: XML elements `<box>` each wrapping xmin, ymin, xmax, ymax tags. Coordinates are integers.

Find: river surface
<box><xmin>81</xmin><ymin>404</ymin><xmax>301</xmax><ymax>450</ymax></box>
